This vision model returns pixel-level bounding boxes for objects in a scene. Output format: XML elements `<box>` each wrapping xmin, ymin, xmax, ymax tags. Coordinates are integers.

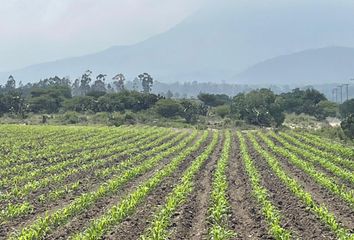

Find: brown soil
<box><xmin>272</xmin><ymin>134</ymin><xmax>354</xmax><ymax>189</ymax></box>
<box><xmin>0</xmin><ymin>132</ymin><xmax>183</xmax><ymax>238</ymax></box>
<box><xmin>254</xmin><ymin>134</ymin><xmax>353</xmax><ymax>238</ymax></box>
<box><xmin>103</xmin><ymin>134</ymin><xmax>213</xmax><ymax>240</ymax></box>
<box><xmin>2</xmin><ymin>129</ymin><xmax>352</xmax><ymax>240</ymax></box>
<box><xmin>266</xmin><ymin>135</ymin><xmax>354</xmax><ymax>230</ymax></box>
<box><xmin>166</xmin><ymin>133</ymin><xmax>224</xmax><ymax>240</ymax></box>
<box><xmin>226</xmin><ymin>134</ymin><xmax>271</xmax><ymax>239</ymax></box>
<box><xmin>46</xmin><ymin>131</ymin><xmax>210</xmax><ymax>239</ymax></box>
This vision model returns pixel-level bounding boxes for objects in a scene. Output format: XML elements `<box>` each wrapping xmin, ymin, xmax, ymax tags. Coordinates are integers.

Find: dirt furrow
<box><xmin>252</xmin><ymin>135</ymin><xmax>349</xmax><ymax>239</ymax></box>
<box><xmin>226</xmin><ymin>133</ymin><xmax>271</xmax><ymax>239</ymax></box>
<box><xmin>264</xmin><ymin>135</ymin><xmax>354</xmax><ymax>231</ymax></box>
<box><xmin>47</xmin><ymin>132</ymin><xmax>210</xmax><ymax>239</ymax></box>
<box><xmin>165</xmin><ymin>132</ymin><xmax>224</xmax><ymax>240</ymax></box>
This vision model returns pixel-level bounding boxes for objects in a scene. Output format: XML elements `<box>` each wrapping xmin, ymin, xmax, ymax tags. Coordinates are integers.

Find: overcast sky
<box><xmin>0</xmin><ymin>0</ymin><xmax>207</xmax><ymax>72</ymax></box>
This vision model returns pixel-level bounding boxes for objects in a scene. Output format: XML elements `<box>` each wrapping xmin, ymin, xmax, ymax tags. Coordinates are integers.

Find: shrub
<box><xmin>341</xmin><ymin>114</ymin><xmax>354</xmax><ymax>139</ymax></box>
<box><xmin>155</xmin><ymin>99</ymin><xmax>182</xmax><ymax>118</ymax></box>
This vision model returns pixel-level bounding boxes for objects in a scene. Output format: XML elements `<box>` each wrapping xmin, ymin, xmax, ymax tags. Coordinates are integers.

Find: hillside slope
<box><xmin>2</xmin><ymin>0</ymin><xmax>354</xmax><ymax>84</ymax></box>
<box><xmin>235</xmin><ymin>47</ymin><xmax>354</xmax><ymax>85</ymax></box>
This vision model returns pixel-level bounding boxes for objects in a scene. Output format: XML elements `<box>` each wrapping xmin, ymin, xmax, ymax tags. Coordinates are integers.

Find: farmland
<box><xmin>0</xmin><ymin>125</ymin><xmax>353</xmax><ymax>240</ymax></box>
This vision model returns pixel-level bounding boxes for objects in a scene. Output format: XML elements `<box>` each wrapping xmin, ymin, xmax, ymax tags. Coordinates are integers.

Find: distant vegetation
<box><xmin>1</xmin><ymin>72</ymin><xmax>353</xmax><ymax>139</ymax></box>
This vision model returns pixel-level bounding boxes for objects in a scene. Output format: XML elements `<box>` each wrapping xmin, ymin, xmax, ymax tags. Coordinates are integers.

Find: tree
<box><xmin>5</xmin><ymin>75</ymin><xmax>16</xmax><ymax>91</ymax></box>
<box><xmin>79</xmin><ymin>70</ymin><xmax>92</xmax><ymax>96</ymax></box>
<box><xmin>341</xmin><ymin>114</ymin><xmax>354</xmax><ymax>139</ymax></box>
<box><xmin>197</xmin><ymin>93</ymin><xmax>230</xmax><ymax>107</ymax></box>
<box><xmin>316</xmin><ymin>100</ymin><xmax>338</xmax><ymax>119</ymax></box>
<box><xmin>166</xmin><ymin>90</ymin><xmax>173</xmax><ymax>99</ymax></box>
<box><xmin>72</xmin><ymin>79</ymin><xmax>81</xmax><ymax>96</ymax></box>
<box><xmin>0</xmin><ymin>91</ymin><xmax>28</xmax><ymax>117</ymax></box>
<box><xmin>339</xmin><ymin>99</ymin><xmax>354</xmax><ymax>118</ymax></box>
<box><xmin>214</xmin><ymin>105</ymin><xmax>230</xmax><ymax>118</ymax></box>
<box><xmin>155</xmin><ymin>99</ymin><xmax>182</xmax><ymax>118</ymax></box>
<box><xmin>132</xmin><ymin>77</ymin><xmax>140</xmax><ymax>91</ymax></box>
<box><xmin>91</xmin><ymin>74</ymin><xmax>107</xmax><ymax>93</ymax></box>
<box><xmin>231</xmin><ymin>89</ymin><xmax>285</xmax><ymax>127</ymax></box>
<box><xmin>180</xmin><ymin>100</ymin><xmax>200</xmax><ymax>123</ymax></box>
<box><xmin>29</xmin><ymin>85</ymin><xmax>72</xmax><ymax>113</ymax></box>
<box><xmin>278</xmin><ymin>88</ymin><xmax>328</xmax><ymax>119</ymax></box>
<box><xmin>112</xmin><ymin>73</ymin><xmax>125</xmax><ymax>92</ymax></box>
<box><xmin>63</xmin><ymin>96</ymin><xmax>96</xmax><ymax>112</ymax></box>
<box><xmin>138</xmin><ymin>73</ymin><xmax>153</xmax><ymax>93</ymax></box>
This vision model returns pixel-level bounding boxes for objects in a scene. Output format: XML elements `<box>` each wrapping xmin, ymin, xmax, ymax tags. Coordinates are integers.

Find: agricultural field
<box><xmin>0</xmin><ymin>125</ymin><xmax>353</xmax><ymax>240</ymax></box>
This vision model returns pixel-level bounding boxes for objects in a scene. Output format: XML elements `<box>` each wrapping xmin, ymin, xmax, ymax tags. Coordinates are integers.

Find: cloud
<box><xmin>0</xmin><ymin>0</ymin><xmax>206</xmax><ymax>72</ymax></box>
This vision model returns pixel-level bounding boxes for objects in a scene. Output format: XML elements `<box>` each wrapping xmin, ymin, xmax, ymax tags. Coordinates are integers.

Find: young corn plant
<box><xmin>72</xmin><ymin>131</ymin><xmax>212</xmax><ymax>240</ymax></box>
<box><xmin>252</xmin><ymin>132</ymin><xmax>353</xmax><ymax>240</ymax></box>
<box><xmin>282</xmin><ymin>131</ymin><xmax>354</xmax><ymax>171</ymax></box>
<box><xmin>289</xmin><ymin>131</ymin><xmax>354</xmax><ymax>169</ymax></box>
<box><xmin>208</xmin><ymin>130</ymin><xmax>236</xmax><ymax>240</ymax></box>
<box><xmin>273</xmin><ymin>132</ymin><xmax>354</xmax><ymax>185</ymax></box>
<box><xmin>141</xmin><ymin>131</ymin><xmax>219</xmax><ymax>240</ymax></box>
<box><xmin>11</xmin><ymin>130</ymin><xmax>202</xmax><ymax>240</ymax></box>
<box><xmin>260</xmin><ymin>132</ymin><xmax>354</xmax><ymax>207</ymax></box>
<box><xmin>236</xmin><ymin>131</ymin><xmax>292</xmax><ymax>240</ymax></box>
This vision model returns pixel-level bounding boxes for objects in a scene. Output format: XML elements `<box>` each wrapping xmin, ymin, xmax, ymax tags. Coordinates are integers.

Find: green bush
<box><xmin>91</xmin><ymin>112</ymin><xmax>110</xmax><ymax>124</ymax></box>
<box><xmin>155</xmin><ymin>99</ymin><xmax>182</xmax><ymax>118</ymax></box>
<box><xmin>62</xmin><ymin>111</ymin><xmax>85</xmax><ymax>124</ymax></box>
<box><xmin>341</xmin><ymin>114</ymin><xmax>354</xmax><ymax>139</ymax></box>
<box><xmin>214</xmin><ymin>105</ymin><xmax>230</xmax><ymax>119</ymax></box>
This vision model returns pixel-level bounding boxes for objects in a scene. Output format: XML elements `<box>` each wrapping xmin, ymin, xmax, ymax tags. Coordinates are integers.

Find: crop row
<box><xmin>0</xmin><ymin>127</ymin><xmax>161</xmax><ymax>187</ymax></box>
<box><xmin>283</xmin><ymin>131</ymin><xmax>354</xmax><ymax>171</ymax></box>
<box><xmin>289</xmin><ymin>131</ymin><xmax>354</xmax><ymax>163</ymax></box>
<box><xmin>1</xmin><ymin>128</ymin><xmax>165</xmax><ymax>200</ymax></box>
<box><xmin>0</xmin><ymin>125</ymin><xmax>137</xmax><ymax>171</ymax></box>
<box><xmin>237</xmin><ymin>132</ymin><xmax>291</xmax><ymax>240</ymax></box>
<box><xmin>0</xmin><ymin>125</ymin><xmax>100</xmax><ymax>156</ymax></box>
<box><xmin>251</xmin><ymin>132</ymin><xmax>353</xmax><ymax>239</ymax></box>
<box><xmin>141</xmin><ymin>131</ymin><xmax>219</xmax><ymax>240</ymax></box>
<box><xmin>208</xmin><ymin>130</ymin><xmax>235</xmax><ymax>239</ymax></box>
<box><xmin>1</xmin><ymin>129</ymin><xmax>183</xmax><ymax>221</ymax></box>
<box><xmin>36</xmin><ymin>130</ymin><xmax>190</xmax><ymax>205</ymax></box>
<box><xmin>271</xmin><ymin>132</ymin><xmax>354</xmax><ymax>185</ymax></box>
<box><xmin>72</xmin><ymin>131</ymin><xmax>212</xmax><ymax>240</ymax></box>
<box><xmin>258</xmin><ymin>132</ymin><xmax>354</xmax><ymax>207</ymax></box>
<box><xmin>10</xmin><ymin>130</ymin><xmax>203</xmax><ymax>239</ymax></box>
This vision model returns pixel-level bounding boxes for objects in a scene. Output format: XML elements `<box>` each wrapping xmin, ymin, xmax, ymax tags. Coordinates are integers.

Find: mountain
<box><xmin>235</xmin><ymin>46</ymin><xmax>354</xmax><ymax>85</ymax></box>
<box><xmin>2</xmin><ymin>0</ymin><xmax>354</xmax><ymax>84</ymax></box>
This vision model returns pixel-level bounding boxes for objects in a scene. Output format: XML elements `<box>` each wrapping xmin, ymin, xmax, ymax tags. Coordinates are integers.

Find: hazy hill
<box><xmin>235</xmin><ymin>46</ymin><xmax>354</xmax><ymax>85</ymax></box>
<box><xmin>2</xmin><ymin>0</ymin><xmax>354</xmax><ymax>84</ymax></box>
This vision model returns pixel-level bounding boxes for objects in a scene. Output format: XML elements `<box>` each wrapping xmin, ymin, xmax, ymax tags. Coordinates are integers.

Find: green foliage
<box><xmin>237</xmin><ymin>132</ymin><xmax>291</xmax><ymax>239</ymax></box>
<box><xmin>138</xmin><ymin>73</ymin><xmax>154</xmax><ymax>94</ymax></box>
<box><xmin>29</xmin><ymin>85</ymin><xmax>71</xmax><ymax>113</ymax></box>
<box><xmin>155</xmin><ymin>99</ymin><xmax>182</xmax><ymax>118</ymax></box>
<box><xmin>256</xmin><ymin>132</ymin><xmax>353</xmax><ymax>239</ymax></box>
<box><xmin>214</xmin><ymin>105</ymin><xmax>230</xmax><ymax>119</ymax></box>
<box><xmin>341</xmin><ymin>114</ymin><xmax>354</xmax><ymax>139</ymax></box>
<box><xmin>140</xmin><ymin>131</ymin><xmax>215</xmax><ymax>240</ymax></box>
<box><xmin>339</xmin><ymin>99</ymin><xmax>354</xmax><ymax>118</ymax></box>
<box><xmin>86</xmin><ymin>90</ymin><xmax>106</xmax><ymax>98</ymax></box>
<box><xmin>198</xmin><ymin>93</ymin><xmax>230</xmax><ymax>107</ymax></box>
<box><xmin>231</xmin><ymin>89</ymin><xmax>285</xmax><ymax>127</ymax></box>
<box><xmin>317</xmin><ymin>100</ymin><xmax>338</xmax><ymax>118</ymax></box>
<box><xmin>64</xmin><ymin>91</ymin><xmax>162</xmax><ymax>114</ymax></box>
<box><xmin>209</xmin><ymin>131</ymin><xmax>235</xmax><ymax>239</ymax></box>
<box><xmin>63</xmin><ymin>96</ymin><xmax>96</xmax><ymax>112</ymax></box>
<box><xmin>62</xmin><ymin>111</ymin><xmax>86</xmax><ymax>124</ymax></box>
<box><xmin>278</xmin><ymin>88</ymin><xmax>329</xmax><ymax>120</ymax></box>
<box><xmin>180</xmin><ymin>100</ymin><xmax>202</xmax><ymax>123</ymax></box>
<box><xmin>0</xmin><ymin>91</ymin><xmax>28</xmax><ymax>117</ymax></box>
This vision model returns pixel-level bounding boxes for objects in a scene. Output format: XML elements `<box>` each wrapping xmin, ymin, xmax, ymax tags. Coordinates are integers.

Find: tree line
<box><xmin>1</xmin><ymin>72</ymin><xmax>353</xmax><ymax>138</ymax></box>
